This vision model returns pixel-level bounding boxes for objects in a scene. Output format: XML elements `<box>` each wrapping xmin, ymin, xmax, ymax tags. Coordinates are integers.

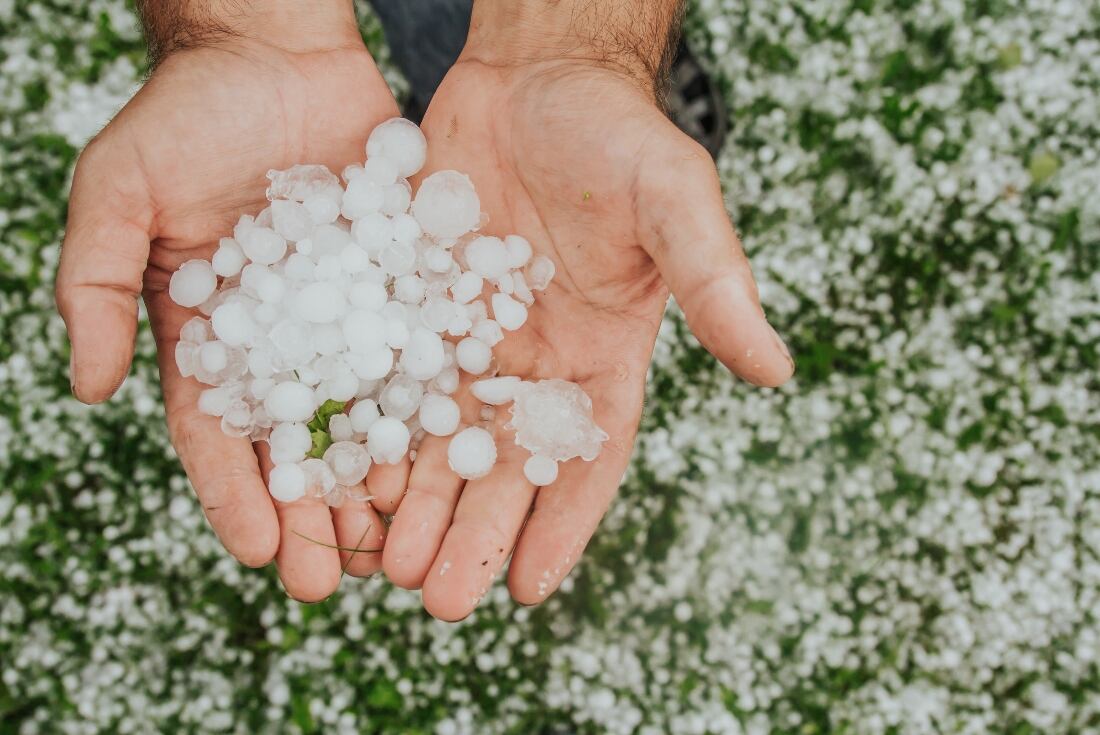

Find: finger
<box><xmin>421</xmin><ymin>435</ymin><xmax>536</xmax><ymax>622</ymax></box>
<box><xmin>381</xmin><ymin>435</ymin><xmax>464</xmax><ymax>589</ymax></box>
<box><xmin>638</xmin><ymin>136</ymin><xmax>794</xmax><ymax>388</ymax></box>
<box><xmin>56</xmin><ymin>136</ymin><xmax>153</xmax><ymax>403</ymax></box>
<box><xmin>257</xmin><ymin>445</ymin><xmax>343</xmax><ymax>603</ymax></box>
<box><xmin>148</xmin><ymin>295</ymin><xmax>280</xmax><ymax>568</ymax></box>
<box><xmin>331</xmin><ymin>489</ymin><xmax>386</xmax><ymax>578</ymax></box>
<box><xmin>382</xmin><ymin>383</ymin><xmax>484</xmax><ymax>589</ymax></box>
<box><xmin>508</xmin><ymin>378</ymin><xmax>640</xmax><ymax>605</ymax></box>
<box><xmin>364</xmin><ymin>455</ymin><xmax>411</xmax><ymax>515</ymax></box>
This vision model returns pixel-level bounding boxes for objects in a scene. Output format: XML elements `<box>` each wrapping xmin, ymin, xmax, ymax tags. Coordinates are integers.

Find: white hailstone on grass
<box><xmin>523</xmin><ymin>455</ymin><xmax>559</xmax><ymax>486</ymax></box>
<box><xmin>505</xmin><ymin>235</ymin><xmax>533</xmax><ymax>269</ymax></box>
<box><xmin>169</xmin><ymin>260</ymin><xmax>217</xmax><ymax>308</ymax></box>
<box><xmin>412</xmin><ymin>170</ymin><xmax>481</xmax><ymax>239</ymax></box>
<box><xmin>509</xmin><ymin>379</ymin><xmax>607</xmax><ymax>461</ymax></box>
<box><xmin>366</xmin><ymin>117</ymin><xmax>428</xmax><ymax>178</ymax></box>
<box><xmin>492</xmin><ymin>293</ymin><xmax>528</xmax><ymax>331</ymax></box>
<box><xmin>264</xmin><ymin>382</ymin><xmax>316</xmax><ymax>423</ymax></box>
<box><xmin>212</xmin><ymin>238</ymin><xmax>247</xmax><ymax>277</ymax></box>
<box><xmin>367</xmin><ymin>417</ymin><xmax>411</xmax><ymax>464</ymax></box>
<box><xmin>447</xmin><ymin>426</ymin><xmax>497</xmax><ymax>480</ymax></box>
<box><xmin>471</xmin><ymin>376</ymin><xmax>521</xmax><ymax>405</ymax></box>
<box><xmin>419</xmin><ymin>394</ymin><xmax>461</xmax><ymax>437</ymax></box>
<box><xmin>323</xmin><ymin>441</ymin><xmax>371</xmax><ymax>485</ymax></box>
<box><xmin>349</xmin><ymin>399</ymin><xmax>380</xmax><ymax>433</ymax></box>
<box><xmin>455</xmin><ymin>337</ymin><xmax>492</xmax><ymax>375</ymax></box>
<box><xmin>268</xmin><ymin>463</ymin><xmax>307</xmax><ymax>502</ymax></box>
<box><xmin>465</xmin><ymin>236</ymin><xmax>510</xmax><ymax>280</ymax></box>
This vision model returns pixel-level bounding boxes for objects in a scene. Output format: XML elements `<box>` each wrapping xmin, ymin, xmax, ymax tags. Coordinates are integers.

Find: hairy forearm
<box><xmin>136</xmin><ymin>0</ymin><xmax>359</xmax><ymax>63</ymax></box>
<box><xmin>465</xmin><ymin>0</ymin><xmax>685</xmax><ymax>93</ymax></box>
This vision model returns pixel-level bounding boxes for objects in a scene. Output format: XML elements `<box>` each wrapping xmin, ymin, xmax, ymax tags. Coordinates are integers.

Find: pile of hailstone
<box><xmin>168</xmin><ymin>118</ymin><xmax>606</xmax><ymax>504</ymax></box>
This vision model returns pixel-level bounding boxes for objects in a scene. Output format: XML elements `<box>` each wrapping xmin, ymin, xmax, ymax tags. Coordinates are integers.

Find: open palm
<box><xmin>57</xmin><ymin>38</ymin><xmax>399</xmax><ymax>600</ymax></box>
<box><xmin>371</xmin><ymin>60</ymin><xmax>794</xmax><ymax>620</ymax></box>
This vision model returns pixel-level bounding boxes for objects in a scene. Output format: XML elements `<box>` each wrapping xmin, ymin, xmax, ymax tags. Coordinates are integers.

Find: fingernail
<box><xmin>69</xmin><ymin>350</ymin><xmax>78</xmax><ymax>398</ymax></box>
<box><xmin>769</xmin><ymin>324</ymin><xmax>794</xmax><ymax>367</ymax></box>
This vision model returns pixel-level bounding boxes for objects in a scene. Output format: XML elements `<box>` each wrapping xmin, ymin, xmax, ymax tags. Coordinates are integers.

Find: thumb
<box><xmin>56</xmin><ymin>136</ymin><xmax>152</xmax><ymax>403</ymax></box>
<box><xmin>639</xmin><ymin>139</ymin><xmax>794</xmax><ymax>388</ymax></box>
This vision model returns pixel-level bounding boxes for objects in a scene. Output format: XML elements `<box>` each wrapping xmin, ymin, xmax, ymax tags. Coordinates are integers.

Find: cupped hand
<box><xmin>56</xmin><ymin>28</ymin><xmax>396</xmax><ymax>601</ymax></box>
<box><xmin>373</xmin><ymin>59</ymin><xmax>795</xmax><ymax>620</ymax></box>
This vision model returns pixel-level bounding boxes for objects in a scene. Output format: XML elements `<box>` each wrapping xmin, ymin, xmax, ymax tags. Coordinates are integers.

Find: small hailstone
<box><xmin>505</xmin><ymin>235</ymin><xmax>533</xmax><ymax>269</ymax></box>
<box><xmin>471</xmin><ymin>376</ymin><xmax>521</xmax><ymax>405</ymax></box>
<box><xmin>527</xmin><ymin>256</ymin><xmax>556</xmax><ymax>290</ymax></box>
<box><xmin>420</xmin><ymin>297</ymin><xmax>456</xmax><ymax>332</ymax></box>
<box><xmin>400</xmin><ymin>329</ymin><xmax>445</xmax><ymax>381</ymax></box>
<box><xmin>385</xmin><ymin>318</ymin><xmax>410</xmax><ymax>349</ymax></box>
<box><xmin>198</xmin><ymin>341</ymin><xmax>229</xmax><ymax>373</ymax></box>
<box><xmin>328</xmin><ymin>413</ymin><xmax>354</xmax><ymax>442</ymax></box>
<box><xmin>210</xmin><ymin>302</ymin><xmax>257</xmax><ymax>347</ymax></box>
<box><xmin>470</xmin><ymin>319</ymin><xmax>504</xmax><ymax>347</ymax></box>
<box><xmin>496</xmin><ymin>272</ymin><xmax>514</xmax><ymax>295</ymax></box>
<box><xmin>509</xmin><ymin>379</ymin><xmax>607</xmax><ymax>461</ymax></box>
<box><xmin>175</xmin><ymin>342</ymin><xmax>197</xmax><ymax>378</ymax></box>
<box><xmin>303</xmin><ymin>193</ymin><xmax>340</xmax><ymax>224</ymax></box>
<box><xmin>295</xmin><ymin>282</ymin><xmax>346</xmax><ymax>324</ymax></box>
<box><xmin>380</xmin><ymin>242</ymin><xmax>417</xmax><ymax>276</ymax></box>
<box><xmin>491</xmin><ymin>293</ymin><xmax>528</xmax><ymax>331</ymax></box>
<box><xmin>180</xmin><ymin>316</ymin><xmax>212</xmax><ymax>344</ymax></box>
<box><xmin>239</xmin><ymin>226</ymin><xmax>287</xmax><ymax>265</ymax></box>
<box><xmin>512</xmin><ymin>272</ymin><xmax>534</xmax><ymax>305</ymax></box>
<box><xmin>434</xmin><ymin>367</ymin><xmax>460</xmax><ymax>394</ymax></box>
<box><xmin>197</xmin><ymin>386</ymin><xmax>234</xmax><ymax>416</ymax></box>
<box><xmin>455</xmin><ymin>337</ymin><xmax>492</xmax><ymax>375</ymax></box>
<box><xmin>391</xmin><ymin>213</ymin><xmax>421</xmax><ymax>243</ymax></box>
<box><xmin>323</xmin><ymin>441</ymin><xmax>372</xmax><ymax>485</ymax></box>
<box><xmin>379</xmin><ymin>374</ymin><xmax>425</xmax><ymax>421</ymax></box>
<box><xmin>394</xmin><ymin>275</ymin><xmax>427</xmax><ymax>304</ymax></box>
<box><xmin>169</xmin><ymin>260</ymin><xmax>217</xmax><ymax>308</ymax></box>
<box><xmin>212</xmin><ymin>238</ymin><xmax>247</xmax><ymax>277</ymax></box>
<box><xmin>419</xmin><ymin>394</ymin><xmax>461</xmax><ymax>437</ymax></box>
<box><xmin>367</xmin><ymin>417</ymin><xmax>411</xmax><ymax>464</ymax></box>
<box><xmin>366</xmin><ymin>117</ymin><xmax>428</xmax><ymax>178</ymax></box>
<box><xmin>342</xmin><ymin>310</ymin><xmax>387</xmax><ymax>354</ymax></box>
<box><xmin>523</xmin><ymin>455</ymin><xmax>558</xmax><ymax>486</ymax></box>
<box><xmin>341</xmin><ymin>177</ymin><xmax>384</xmax><ymax>220</ymax></box>
<box><xmin>361</xmin><ymin>156</ymin><xmax>399</xmax><ymax>186</ymax></box>
<box><xmin>465</xmin><ymin>236</ymin><xmax>510</xmax><ymax>280</ymax></box>
<box><xmin>346</xmin><ymin>347</ymin><xmax>393</xmax><ymax>380</ymax></box>
<box><xmin>264</xmin><ymin>382</ymin><xmax>316</xmax><ymax>423</ymax></box>
<box><xmin>270</xmin><ymin>200</ymin><xmax>313</xmax><ymax>241</ymax></box>
<box><xmin>447</xmin><ymin>427</ymin><xmax>497</xmax><ymax>480</ymax></box>
<box><xmin>301</xmin><ymin>457</ymin><xmax>337</xmax><ymax>498</ymax></box>
<box><xmin>269</xmin><ymin>463</ymin><xmax>307</xmax><ymax>502</ymax></box>
<box><xmin>451</xmin><ymin>271</ymin><xmax>483</xmax><ymax>304</ymax></box>
<box><xmin>349</xmin><ymin>399</ymin><xmax>380</xmax><ymax>433</ymax></box>
<box><xmin>412</xmin><ymin>170</ymin><xmax>481</xmax><ymax>239</ymax></box>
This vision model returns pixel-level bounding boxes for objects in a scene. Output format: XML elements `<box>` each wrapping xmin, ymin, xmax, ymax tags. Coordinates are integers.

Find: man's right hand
<box><xmin>55</xmin><ymin>0</ymin><xmax>398</xmax><ymax>601</ymax></box>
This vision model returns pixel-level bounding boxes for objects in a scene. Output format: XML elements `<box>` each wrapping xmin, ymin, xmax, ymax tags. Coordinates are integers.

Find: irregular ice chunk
<box><xmin>366</xmin><ymin>117</ymin><xmax>428</xmax><ymax>178</ymax></box>
<box><xmin>267</xmin><ymin>164</ymin><xmax>340</xmax><ymax>202</ymax></box>
<box><xmin>419</xmin><ymin>394</ymin><xmax>461</xmax><ymax>437</ymax></box>
<box><xmin>523</xmin><ymin>455</ymin><xmax>559</xmax><ymax>486</ymax></box>
<box><xmin>447</xmin><ymin>427</ymin><xmax>497</xmax><ymax>480</ymax></box>
<box><xmin>509</xmin><ymin>379</ymin><xmax>607</xmax><ymax>462</ymax></box>
<box><xmin>470</xmin><ymin>376</ymin><xmax>521</xmax><ymax>405</ymax></box>
<box><xmin>169</xmin><ymin>260</ymin><xmax>217</xmax><ymax>308</ymax></box>
<box><xmin>412</xmin><ymin>170</ymin><xmax>481</xmax><ymax>239</ymax></box>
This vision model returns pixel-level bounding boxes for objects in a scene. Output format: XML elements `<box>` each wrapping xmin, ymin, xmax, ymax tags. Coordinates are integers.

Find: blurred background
<box><xmin>1</xmin><ymin>1</ymin><xmax>1098</xmax><ymax>733</ymax></box>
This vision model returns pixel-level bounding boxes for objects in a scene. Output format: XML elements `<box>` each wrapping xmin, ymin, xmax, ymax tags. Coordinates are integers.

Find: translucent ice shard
<box><xmin>508</xmin><ymin>379</ymin><xmax>608</xmax><ymax>462</ymax></box>
<box><xmin>266</xmin><ymin>164</ymin><xmax>341</xmax><ymax>202</ymax></box>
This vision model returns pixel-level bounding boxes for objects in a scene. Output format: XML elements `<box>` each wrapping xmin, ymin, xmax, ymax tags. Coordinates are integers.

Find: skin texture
<box><xmin>55</xmin><ymin>21</ymin><xmax>396</xmax><ymax>601</ymax></box>
<box><xmin>377</xmin><ymin>56</ymin><xmax>795</xmax><ymax>620</ymax></box>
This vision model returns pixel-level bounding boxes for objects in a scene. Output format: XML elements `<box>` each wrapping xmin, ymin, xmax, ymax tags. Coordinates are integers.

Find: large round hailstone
<box><xmin>411</xmin><ymin>170</ymin><xmax>481</xmax><ymax>239</ymax></box>
<box><xmin>264</xmin><ymin>381</ymin><xmax>316</xmax><ymax>423</ymax></box>
<box><xmin>367</xmin><ymin>416</ymin><xmax>411</xmax><ymax>464</ymax></box>
<box><xmin>269</xmin><ymin>463</ymin><xmax>306</xmax><ymax>502</ymax></box>
<box><xmin>169</xmin><ymin>259</ymin><xmax>217</xmax><ymax>308</ymax></box>
<box><xmin>419</xmin><ymin>394</ymin><xmax>461</xmax><ymax>436</ymax></box>
<box><xmin>366</xmin><ymin>117</ymin><xmax>428</xmax><ymax>178</ymax></box>
<box><xmin>447</xmin><ymin>426</ymin><xmax>498</xmax><ymax>480</ymax></box>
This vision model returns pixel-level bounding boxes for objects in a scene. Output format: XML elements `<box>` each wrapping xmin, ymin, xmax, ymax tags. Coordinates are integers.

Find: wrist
<box><xmin>462</xmin><ymin>0</ymin><xmax>683</xmax><ymax>97</ymax></box>
<box><xmin>138</xmin><ymin>0</ymin><xmax>362</xmax><ymax>63</ymax></box>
